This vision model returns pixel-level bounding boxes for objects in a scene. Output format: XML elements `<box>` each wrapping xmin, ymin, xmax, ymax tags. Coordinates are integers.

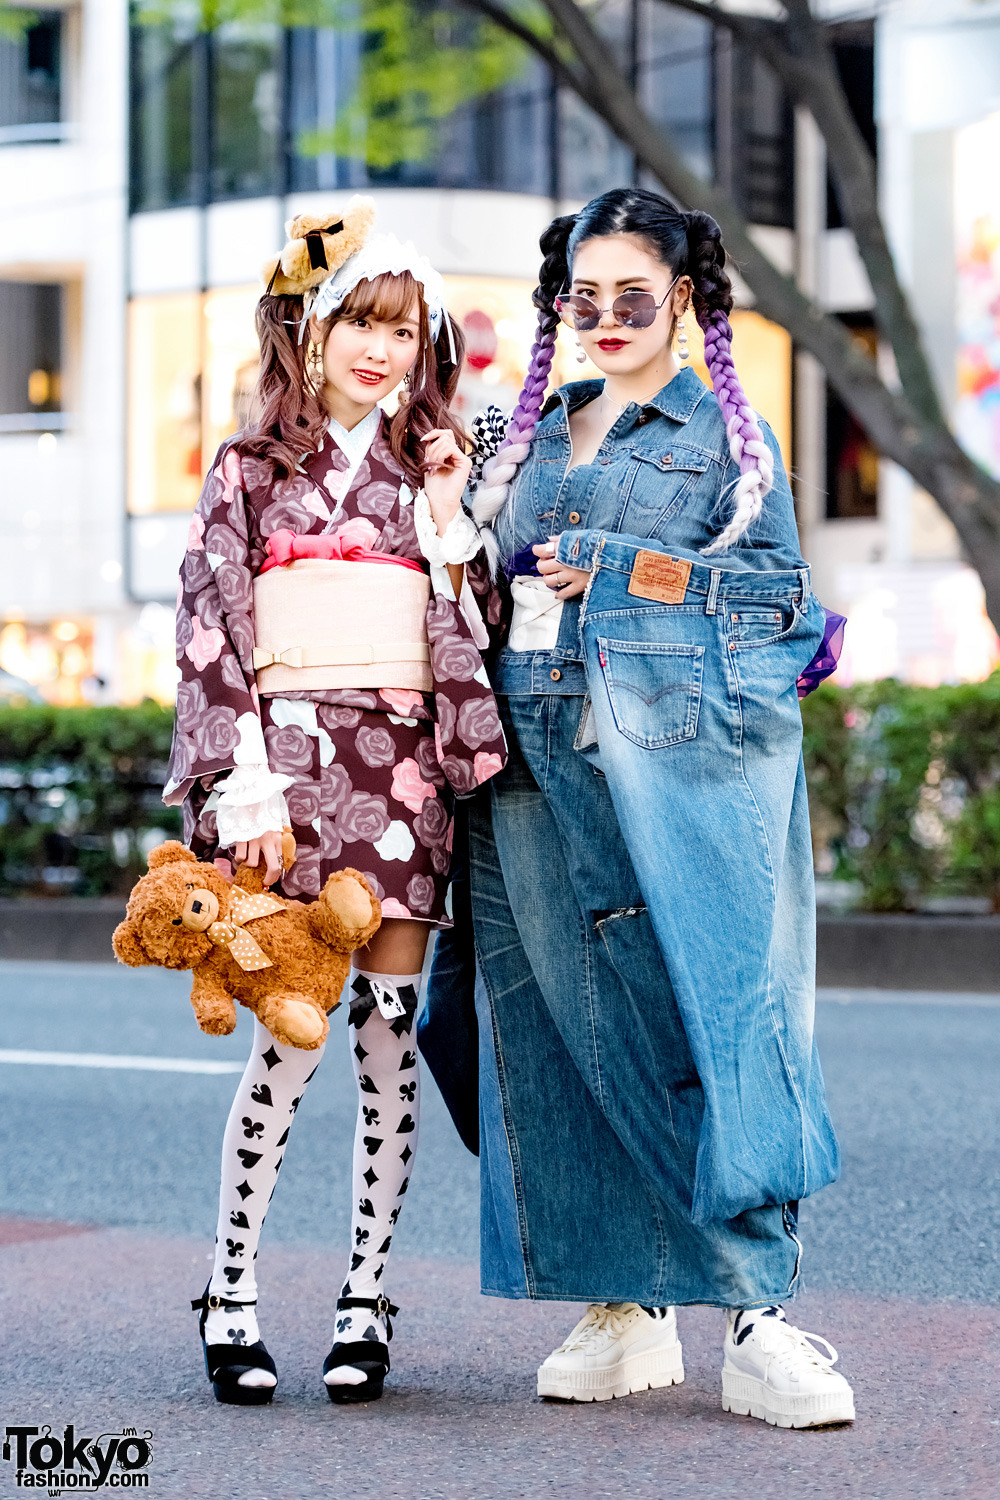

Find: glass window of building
<box><xmin>0</xmin><ymin>9</ymin><xmax>62</xmax><ymax>143</ymax></box>
<box><xmin>0</xmin><ymin>282</ymin><xmax>63</xmax><ymax>427</ymax></box>
<box><xmin>130</xmin><ymin>8</ymin><xmax>198</xmax><ymax>211</ymax></box>
<box><xmin>826</xmin><ymin>317</ymin><xmax>879</xmax><ymax>520</ymax></box>
<box><xmin>212</xmin><ymin>23</ymin><xmax>281</xmax><ymax>200</ymax></box>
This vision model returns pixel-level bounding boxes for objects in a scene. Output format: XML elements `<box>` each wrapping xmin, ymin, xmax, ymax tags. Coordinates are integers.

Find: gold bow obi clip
<box><xmin>207</xmin><ymin>888</ymin><xmax>287</xmax><ymax>972</ymax></box>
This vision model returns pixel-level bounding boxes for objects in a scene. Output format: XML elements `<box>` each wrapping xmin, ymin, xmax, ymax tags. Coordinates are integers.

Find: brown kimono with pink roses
<box><xmin>164</xmin><ymin>415</ymin><xmax>506</xmax><ymax>926</ymax></box>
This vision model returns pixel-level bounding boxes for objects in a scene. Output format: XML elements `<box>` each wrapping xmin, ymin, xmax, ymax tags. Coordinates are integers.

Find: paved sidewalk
<box><xmin>0</xmin><ymin>1223</ymin><xmax>996</xmax><ymax>1500</ymax></box>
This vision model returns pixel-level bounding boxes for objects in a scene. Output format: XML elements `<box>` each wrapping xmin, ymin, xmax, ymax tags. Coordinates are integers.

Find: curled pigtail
<box><xmin>241</xmin><ymin>294</ymin><xmax>329</xmax><ymax>478</ymax></box>
<box><xmin>472</xmin><ymin>213</ymin><xmax>577</xmax><ymax>570</ymax></box>
<box><xmin>686</xmin><ymin>211</ymin><xmax>773</xmax><ymax>554</ymax></box>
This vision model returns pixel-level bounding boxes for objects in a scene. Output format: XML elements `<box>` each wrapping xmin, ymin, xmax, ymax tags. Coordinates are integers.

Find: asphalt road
<box><xmin>0</xmin><ymin>962</ymin><xmax>997</xmax><ymax>1499</ymax></box>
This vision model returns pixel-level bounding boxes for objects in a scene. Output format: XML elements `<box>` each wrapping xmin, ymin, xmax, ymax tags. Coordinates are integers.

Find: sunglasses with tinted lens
<box><xmin>555</xmin><ymin>280</ymin><xmax>677</xmax><ymax>332</ymax></box>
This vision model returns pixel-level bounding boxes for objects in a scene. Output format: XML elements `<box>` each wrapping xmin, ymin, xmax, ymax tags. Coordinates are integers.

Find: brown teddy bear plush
<box><xmin>261</xmin><ymin>196</ymin><xmax>376</xmax><ymax>296</ymax></box>
<box><xmin>113</xmin><ymin>842</ymin><xmax>380</xmax><ymax>1050</ymax></box>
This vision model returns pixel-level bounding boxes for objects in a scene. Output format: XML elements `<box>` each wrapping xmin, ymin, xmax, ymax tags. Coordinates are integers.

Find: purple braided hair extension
<box><xmin>472</xmin><ymin>213</ymin><xmax>576</xmax><ymax>571</ymax></box>
<box><xmin>696</xmin><ymin>313</ymin><xmax>774</xmax><ymax>554</ymax></box>
<box><xmin>471</xmin><ymin>311</ymin><xmax>558</xmax><ymax>568</ymax></box>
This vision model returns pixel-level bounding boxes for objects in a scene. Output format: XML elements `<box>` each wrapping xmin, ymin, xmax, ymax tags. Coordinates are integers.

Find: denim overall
<box><xmin>426</xmin><ymin>367</ymin><xmax>839</xmax><ymax>1307</ymax></box>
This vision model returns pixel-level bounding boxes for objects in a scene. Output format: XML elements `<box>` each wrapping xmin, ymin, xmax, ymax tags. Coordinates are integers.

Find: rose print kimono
<box><xmin>164</xmin><ymin>414</ymin><xmax>506</xmax><ymax>925</ymax></box>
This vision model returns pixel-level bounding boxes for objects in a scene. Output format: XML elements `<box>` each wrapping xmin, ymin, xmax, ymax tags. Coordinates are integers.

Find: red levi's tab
<box><xmin>627</xmin><ymin>551</ymin><xmax>693</xmax><ymax>605</ymax></box>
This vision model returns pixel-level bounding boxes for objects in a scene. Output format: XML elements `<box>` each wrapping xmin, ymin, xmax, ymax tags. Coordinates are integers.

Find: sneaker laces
<box><xmin>556</xmin><ymin>1303</ymin><xmax>637</xmax><ymax>1354</ymax></box>
<box><xmin>751</xmin><ymin>1317</ymin><xmax>840</xmax><ymax>1374</ymax></box>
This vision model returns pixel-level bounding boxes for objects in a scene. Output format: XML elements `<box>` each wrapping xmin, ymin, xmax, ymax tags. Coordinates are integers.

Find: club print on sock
<box><xmin>326</xmin><ymin>971</ymin><xmax>421</xmax><ymax>1372</ymax></box>
<box><xmin>205</xmin><ymin>972</ymin><xmax>421</xmax><ymax>1368</ymax></box>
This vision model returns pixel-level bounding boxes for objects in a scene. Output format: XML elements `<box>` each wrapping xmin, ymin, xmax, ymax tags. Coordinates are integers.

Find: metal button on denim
<box><xmin>550</xmin><ymin>669</ymin><xmax>562</xmax><ymax>680</ymax></box>
<box><xmin>568</xmin><ymin>511</ymin><xmax>581</xmax><ymax>524</ymax></box>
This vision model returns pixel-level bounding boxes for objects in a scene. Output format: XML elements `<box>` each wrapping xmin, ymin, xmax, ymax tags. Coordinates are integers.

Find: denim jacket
<box><xmin>492</xmin><ymin>366</ymin><xmax>803</xmax><ymax>697</ymax></box>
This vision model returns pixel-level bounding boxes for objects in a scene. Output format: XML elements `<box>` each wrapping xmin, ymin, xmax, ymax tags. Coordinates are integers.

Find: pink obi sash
<box><xmin>260</xmin><ymin>524</ymin><xmax>425</xmax><ymax>575</ymax></box>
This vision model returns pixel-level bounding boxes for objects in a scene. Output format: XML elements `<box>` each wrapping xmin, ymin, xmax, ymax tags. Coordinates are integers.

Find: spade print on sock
<box><xmin>399</xmin><ymin>1050</ymin><xmax>416</xmax><ymax>1071</ymax></box>
<box><xmin>363</xmin><ymin>1167</ymin><xmax>379</xmax><ymax>1188</ymax></box>
<box><xmin>358</xmin><ymin>1198</ymin><xmax>376</xmax><ymax>1218</ymax></box>
<box><xmin>399</xmin><ymin>1082</ymin><xmax>416</xmax><ymax>1102</ymax></box>
<box><xmin>242</xmin><ymin>1117</ymin><xmax>264</xmax><ymax>1139</ymax></box>
<box><xmin>223</xmin><ymin>1266</ymin><xmax>244</xmax><ymax>1285</ymax></box>
<box><xmin>228</xmin><ymin>1327</ymin><xmax>247</xmax><ymax>1345</ymax></box>
<box><xmin>377</xmin><ymin>1237</ymin><xmax>392</xmax><ymax>1255</ymax></box>
<box><xmin>275</xmin><ymin>1127</ymin><xmax>289</xmax><ymax>1148</ymax></box>
<box><xmin>249</xmin><ymin>1083</ymin><xmax>273</xmax><ymax>1107</ymax></box>
<box><xmin>230</xmin><ymin>1210</ymin><xmax>250</xmax><ymax>1229</ymax></box>
<box><xmin>396</xmin><ymin>1114</ymin><xmax>416</xmax><ymax>1134</ymax></box>
<box><xmin>398</xmin><ymin>1176</ymin><xmax>410</xmax><ymax>1195</ymax></box>
<box><xmin>363</xmin><ymin>1136</ymin><xmax>382</xmax><ymax>1156</ymax></box>
<box><xmin>226</xmin><ymin>1239</ymin><xmax>245</xmax><ymax>1257</ymax></box>
<box><xmin>261</xmin><ymin>1046</ymin><xmax>282</xmax><ymax>1071</ymax></box>
<box><xmin>237</xmin><ymin>1149</ymin><xmax>262</xmax><ymax>1169</ymax></box>
<box><xmin>235</xmin><ymin>1180</ymin><xmax>254</xmax><ymax>1201</ymax></box>
<box><xmin>354</xmin><ymin>1040</ymin><xmax>368</xmax><ymax>1065</ymax></box>
<box><xmin>351</xmin><ymin>1252</ymin><xmax>366</xmax><ymax>1271</ymax></box>
<box><xmin>363</xmin><ymin>1106</ymin><xmax>380</xmax><ymax>1126</ymax></box>
<box><xmin>362</xmin><ymin>1325</ymin><xmax>381</xmax><ymax>1342</ymax></box>
<box><xmin>373</xmin><ymin>1262</ymin><xmax>384</xmax><ymax>1282</ymax></box>
<box><xmin>355</xmin><ymin>1227</ymin><xmax>370</xmax><ymax>1246</ymax></box>
<box><xmin>400</xmin><ymin>1144</ymin><xmax>413</xmax><ymax>1165</ymax></box>
<box><xmin>358</xmin><ymin>1074</ymin><xmax>379</xmax><ymax>1095</ymax></box>
<box><xmin>336</xmin><ymin>1316</ymin><xmax>352</xmax><ymax>1334</ymax></box>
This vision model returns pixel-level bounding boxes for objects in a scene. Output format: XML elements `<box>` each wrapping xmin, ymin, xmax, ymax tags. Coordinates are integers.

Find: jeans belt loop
<box><xmin>797</xmin><ymin>566</ymin><xmax>811</xmax><ymax>606</ymax></box>
<box><xmin>706</xmin><ymin>568</ymin><xmax>721</xmax><ymax>616</ymax></box>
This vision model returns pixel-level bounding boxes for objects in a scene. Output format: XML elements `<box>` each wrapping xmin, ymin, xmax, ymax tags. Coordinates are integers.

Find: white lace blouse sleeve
<box><xmin>213</xmin><ymin>709</ymin><xmax>291</xmax><ymax>847</ymax></box>
<box><xmin>414</xmin><ymin>488</ymin><xmax>484</xmax><ymax>566</ymax></box>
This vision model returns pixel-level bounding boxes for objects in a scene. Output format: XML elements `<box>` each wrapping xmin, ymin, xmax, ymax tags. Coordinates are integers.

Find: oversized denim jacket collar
<box><xmin>538</xmin><ymin>364</ymin><xmax>709</xmax><ymax>433</ymax></box>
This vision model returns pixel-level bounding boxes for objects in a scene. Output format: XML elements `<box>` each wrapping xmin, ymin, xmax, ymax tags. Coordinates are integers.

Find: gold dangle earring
<box><xmin>676</xmin><ymin>309</ymin><xmax>690</xmax><ymax>363</ymax></box>
<box><xmin>308</xmin><ymin>342</ymin><xmax>325</xmax><ymax>386</ymax></box>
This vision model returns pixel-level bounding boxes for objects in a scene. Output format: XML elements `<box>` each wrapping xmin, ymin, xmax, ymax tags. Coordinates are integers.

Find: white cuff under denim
<box><xmin>414</xmin><ymin>489</ymin><xmax>483</xmax><ymax>566</ymax></box>
<box><xmin>214</xmin><ymin>763</ymin><xmax>292</xmax><ymax>848</ymax></box>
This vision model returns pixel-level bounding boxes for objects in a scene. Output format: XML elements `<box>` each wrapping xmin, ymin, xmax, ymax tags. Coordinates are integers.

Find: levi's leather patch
<box><xmin>627</xmin><ymin>551</ymin><xmax>693</xmax><ymax>605</ymax></box>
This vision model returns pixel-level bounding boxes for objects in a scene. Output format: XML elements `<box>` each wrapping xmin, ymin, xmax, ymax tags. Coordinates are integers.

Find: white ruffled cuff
<box><xmin>414</xmin><ymin>489</ymin><xmax>483</xmax><ymax>566</ymax></box>
<box><xmin>214</xmin><ymin>764</ymin><xmax>292</xmax><ymax>848</ymax></box>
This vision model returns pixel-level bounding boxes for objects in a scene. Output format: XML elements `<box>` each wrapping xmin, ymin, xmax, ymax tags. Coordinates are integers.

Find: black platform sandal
<box><xmin>192</xmin><ymin>1285</ymin><xmax>277</xmax><ymax>1407</ymax></box>
<box><xmin>323</xmin><ymin>1294</ymin><xmax>399</xmax><ymax>1404</ymax></box>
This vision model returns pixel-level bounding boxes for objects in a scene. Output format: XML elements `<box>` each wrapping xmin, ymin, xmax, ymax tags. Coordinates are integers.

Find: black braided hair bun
<box><xmin>533</xmin><ymin>213</ymin><xmax>578</xmax><ymax>329</ymax></box>
<box><xmin>685</xmin><ymin>210</ymin><xmax>734</xmax><ymax>324</ymax></box>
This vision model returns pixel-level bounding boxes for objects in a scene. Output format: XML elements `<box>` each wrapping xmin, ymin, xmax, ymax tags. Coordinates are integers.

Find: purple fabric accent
<box><xmin>796</xmin><ymin>608</ymin><xmax>846</xmax><ymax>699</ymax></box>
<box><xmin>699</xmin><ymin>308</ymin><xmax>766</xmax><ymax>483</ymax></box>
<box><xmin>505</xmin><ymin>545</ymin><xmax>543</xmax><ymax>580</ymax></box>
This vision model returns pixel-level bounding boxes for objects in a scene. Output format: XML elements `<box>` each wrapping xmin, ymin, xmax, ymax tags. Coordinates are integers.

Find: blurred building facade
<box><xmin>1</xmin><ymin>0</ymin><xmax>998</xmax><ymax>701</ymax></box>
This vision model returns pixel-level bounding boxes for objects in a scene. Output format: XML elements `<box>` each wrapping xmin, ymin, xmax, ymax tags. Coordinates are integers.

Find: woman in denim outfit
<box><xmin>457</xmin><ymin>189</ymin><xmax>853</xmax><ymax>1427</ymax></box>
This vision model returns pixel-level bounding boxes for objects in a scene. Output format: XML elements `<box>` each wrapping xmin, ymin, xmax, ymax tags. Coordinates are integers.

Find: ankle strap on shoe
<box><xmin>192</xmin><ymin>1292</ymin><xmax>258</xmax><ymax>1313</ymax></box>
<box><xmin>336</xmin><ymin>1294</ymin><xmax>399</xmax><ymax>1341</ymax></box>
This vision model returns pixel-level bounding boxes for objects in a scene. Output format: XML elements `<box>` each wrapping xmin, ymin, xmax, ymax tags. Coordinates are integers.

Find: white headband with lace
<box><xmin>307</xmin><ymin>231</ymin><xmax>455</xmax><ymax>360</ymax></box>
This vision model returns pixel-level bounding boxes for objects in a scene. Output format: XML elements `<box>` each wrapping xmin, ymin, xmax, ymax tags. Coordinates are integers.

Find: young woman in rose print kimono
<box><xmin>163</xmin><ymin>201</ymin><xmax>506</xmax><ymax>1407</ymax></box>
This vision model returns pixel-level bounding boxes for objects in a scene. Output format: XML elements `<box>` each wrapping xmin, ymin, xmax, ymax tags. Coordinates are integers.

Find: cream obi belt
<box><xmin>252</xmin><ymin>559</ymin><xmax>432</xmax><ymax>693</ymax></box>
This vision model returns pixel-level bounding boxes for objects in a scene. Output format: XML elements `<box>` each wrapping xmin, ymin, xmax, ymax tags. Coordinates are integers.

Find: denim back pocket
<box><xmin>597</xmin><ymin>638</ymin><xmax>704</xmax><ymax>749</ymax></box>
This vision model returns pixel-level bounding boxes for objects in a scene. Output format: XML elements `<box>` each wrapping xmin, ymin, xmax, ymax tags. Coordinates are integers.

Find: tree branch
<box><xmin>452</xmin><ymin>0</ymin><xmax>597</xmax><ymax>103</ymax></box>
<box><xmin>645</xmin><ymin>0</ymin><xmax>944</xmax><ymax>428</ymax></box>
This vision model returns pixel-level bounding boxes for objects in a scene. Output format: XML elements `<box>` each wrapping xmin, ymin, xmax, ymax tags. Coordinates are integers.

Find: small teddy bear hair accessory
<box><xmin>261</xmin><ymin>195</ymin><xmax>377</xmax><ymax>298</ymax></box>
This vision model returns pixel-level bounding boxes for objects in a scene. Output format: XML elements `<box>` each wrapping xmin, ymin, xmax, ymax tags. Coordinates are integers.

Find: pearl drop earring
<box><xmin>676</xmin><ymin>314</ymin><xmax>690</xmax><ymax>363</ymax></box>
<box><xmin>575</xmin><ymin>338</ymin><xmax>587</xmax><ymax>365</ymax></box>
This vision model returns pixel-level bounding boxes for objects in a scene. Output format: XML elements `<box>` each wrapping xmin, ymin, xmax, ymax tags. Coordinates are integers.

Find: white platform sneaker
<box><xmin>722</xmin><ymin>1306</ymin><xmax>855</xmax><ymax>1428</ymax></box>
<box><xmin>537</xmin><ymin>1303</ymin><xmax>684</xmax><ymax>1402</ymax></box>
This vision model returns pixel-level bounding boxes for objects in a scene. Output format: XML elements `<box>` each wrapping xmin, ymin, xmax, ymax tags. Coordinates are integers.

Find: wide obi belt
<box><xmin>252</xmin><ymin>530</ymin><xmax>431</xmax><ymax>694</ymax></box>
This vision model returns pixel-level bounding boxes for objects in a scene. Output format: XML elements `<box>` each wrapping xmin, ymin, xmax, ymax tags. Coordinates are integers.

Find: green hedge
<box><xmin>0</xmin><ymin>704</ymin><xmax>181</xmax><ymax>897</ymax></box>
<box><xmin>802</xmin><ymin>675</ymin><xmax>1000</xmax><ymax>911</ymax></box>
<box><xmin>4</xmin><ymin>683</ymin><xmax>1000</xmax><ymax>908</ymax></box>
